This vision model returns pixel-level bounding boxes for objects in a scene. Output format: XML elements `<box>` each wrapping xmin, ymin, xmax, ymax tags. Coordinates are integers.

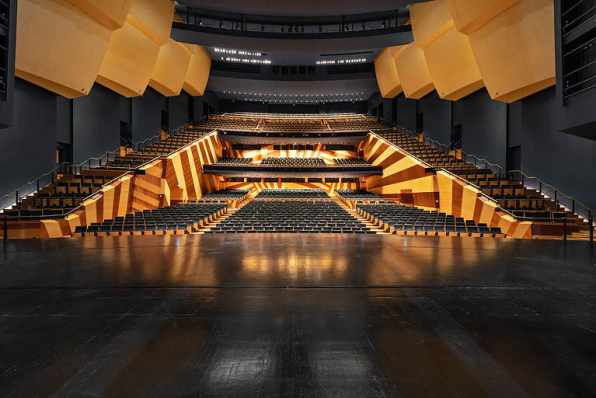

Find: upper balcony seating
<box><xmin>260</xmin><ymin>157</ymin><xmax>326</xmax><ymax>167</ymax></box>
<box><xmin>201</xmin><ymin>119</ymin><xmax>259</xmax><ymax>131</ymax></box>
<box><xmin>357</xmin><ymin>203</ymin><xmax>504</xmax><ymax>237</ymax></box>
<box><xmin>260</xmin><ymin>120</ymin><xmax>326</xmax><ymax>132</ymax></box>
<box><xmin>73</xmin><ymin>202</ymin><xmax>227</xmax><ymax>237</ymax></box>
<box><xmin>328</xmin><ymin>119</ymin><xmax>386</xmax><ymax>131</ymax></box>
<box><xmin>215</xmin><ymin>157</ymin><xmax>253</xmax><ymax>165</ymax></box>
<box><xmin>255</xmin><ymin>188</ymin><xmax>329</xmax><ymax>200</ymax></box>
<box><xmin>199</xmin><ymin>189</ymin><xmax>252</xmax><ymax>201</ymax></box>
<box><xmin>333</xmin><ymin>158</ymin><xmax>371</xmax><ymax>166</ymax></box>
<box><xmin>336</xmin><ymin>189</ymin><xmax>384</xmax><ymax>200</ymax></box>
<box><xmin>206</xmin><ymin>200</ymin><xmax>374</xmax><ymax>234</ymax></box>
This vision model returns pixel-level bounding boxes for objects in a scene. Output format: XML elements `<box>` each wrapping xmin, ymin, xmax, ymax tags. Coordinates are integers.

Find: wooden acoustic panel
<box><xmin>183</xmin><ymin>45</ymin><xmax>212</xmax><ymax>96</ymax></box>
<box><xmin>149</xmin><ymin>38</ymin><xmax>192</xmax><ymax>97</ymax></box>
<box><xmin>394</xmin><ymin>43</ymin><xmax>435</xmax><ymax>99</ymax></box>
<box><xmin>127</xmin><ymin>0</ymin><xmax>175</xmax><ymax>46</ymax></box>
<box><xmin>16</xmin><ymin>0</ymin><xmax>112</xmax><ymax>98</ymax></box>
<box><xmin>96</xmin><ymin>17</ymin><xmax>161</xmax><ymax>97</ymax></box>
<box><xmin>423</xmin><ymin>25</ymin><xmax>484</xmax><ymax>100</ymax></box>
<box><xmin>374</xmin><ymin>46</ymin><xmax>404</xmax><ymax>98</ymax></box>
<box><xmin>466</xmin><ymin>0</ymin><xmax>555</xmax><ymax>103</ymax></box>
<box><xmin>447</xmin><ymin>0</ymin><xmax>522</xmax><ymax>34</ymax></box>
<box><xmin>65</xmin><ymin>0</ymin><xmax>133</xmax><ymax>30</ymax></box>
<box><xmin>409</xmin><ymin>0</ymin><xmax>453</xmax><ymax>49</ymax></box>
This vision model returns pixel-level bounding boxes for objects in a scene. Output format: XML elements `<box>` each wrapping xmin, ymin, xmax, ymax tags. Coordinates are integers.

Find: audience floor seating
<box><xmin>357</xmin><ymin>203</ymin><xmax>505</xmax><ymax>237</ymax></box>
<box><xmin>73</xmin><ymin>203</ymin><xmax>227</xmax><ymax>237</ymax></box>
<box><xmin>336</xmin><ymin>189</ymin><xmax>384</xmax><ymax>201</ymax></box>
<box><xmin>254</xmin><ymin>188</ymin><xmax>330</xmax><ymax>200</ymax></box>
<box><xmin>206</xmin><ymin>200</ymin><xmax>374</xmax><ymax>234</ymax></box>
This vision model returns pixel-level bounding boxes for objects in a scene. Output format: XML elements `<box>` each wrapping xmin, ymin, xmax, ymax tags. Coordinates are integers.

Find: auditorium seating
<box><xmin>333</xmin><ymin>158</ymin><xmax>371</xmax><ymax>166</ymax></box>
<box><xmin>215</xmin><ymin>157</ymin><xmax>253</xmax><ymax>165</ymax></box>
<box><xmin>255</xmin><ymin>188</ymin><xmax>330</xmax><ymax>199</ymax></box>
<box><xmin>260</xmin><ymin>157</ymin><xmax>326</xmax><ymax>167</ymax></box>
<box><xmin>72</xmin><ymin>203</ymin><xmax>227</xmax><ymax>237</ymax></box>
<box><xmin>199</xmin><ymin>189</ymin><xmax>252</xmax><ymax>201</ymax></box>
<box><xmin>206</xmin><ymin>200</ymin><xmax>374</xmax><ymax>234</ymax></box>
<box><xmin>261</xmin><ymin>120</ymin><xmax>327</xmax><ymax>132</ymax></box>
<box><xmin>377</xmin><ymin>130</ymin><xmax>580</xmax><ymax>225</ymax></box>
<box><xmin>5</xmin><ymin>126</ymin><xmax>212</xmax><ymax>221</ymax></box>
<box><xmin>357</xmin><ymin>203</ymin><xmax>504</xmax><ymax>237</ymax></box>
<box><xmin>336</xmin><ymin>189</ymin><xmax>384</xmax><ymax>201</ymax></box>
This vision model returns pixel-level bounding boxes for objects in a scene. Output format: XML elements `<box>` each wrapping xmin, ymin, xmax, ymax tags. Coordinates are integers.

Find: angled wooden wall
<box><xmin>374</xmin><ymin>47</ymin><xmax>404</xmax><ymax>98</ymax></box>
<box><xmin>361</xmin><ymin>133</ymin><xmax>532</xmax><ymax>238</ymax></box>
<box><xmin>16</xmin><ymin>0</ymin><xmax>212</xmax><ymax>99</ymax></box>
<box><xmin>376</xmin><ymin>0</ymin><xmax>554</xmax><ymax>103</ymax></box>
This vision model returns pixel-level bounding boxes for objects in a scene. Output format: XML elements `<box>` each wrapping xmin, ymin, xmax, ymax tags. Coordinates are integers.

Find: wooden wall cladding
<box><xmin>15</xmin><ymin>0</ymin><xmax>112</xmax><ymax>98</ymax></box>
<box><xmin>149</xmin><ymin>39</ymin><xmax>192</xmax><ymax>97</ymax></box>
<box><xmin>394</xmin><ymin>43</ymin><xmax>435</xmax><ymax>99</ymax></box>
<box><xmin>183</xmin><ymin>45</ymin><xmax>212</xmax><ymax>96</ymax></box>
<box><xmin>447</xmin><ymin>0</ymin><xmax>522</xmax><ymax>35</ymax></box>
<box><xmin>410</xmin><ymin>0</ymin><xmax>484</xmax><ymax>101</ymax></box>
<box><xmin>127</xmin><ymin>0</ymin><xmax>175</xmax><ymax>46</ymax></box>
<box><xmin>423</xmin><ymin>25</ymin><xmax>484</xmax><ymax>100</ymax></box>
<box><xmin>463</xmin><ymin>0</ymin><xmax>555</xmax><ymax>103</ymax></box>
<box><xmin>40</xmin><ymin>133</ymin><xmax>221</xmax><ymax>238</ymax></box>
<box><xmin>96</xmin><ymin>17</ymin><xmax>161</xmax><ymax>97</ymax></box>
<box><xmin>374</xmin><ymin>47</ymin><xmax>404</xmax><ymax>98</ymax></box>
<box><xmin>363</xmin><ymin>133</ymin><xmax>532</xmax><ymax>237</ymax></box>
<box><xmin>65</xmin><ymin>0</ymin><xmax>133</xmax><ymax>30</ymax></box>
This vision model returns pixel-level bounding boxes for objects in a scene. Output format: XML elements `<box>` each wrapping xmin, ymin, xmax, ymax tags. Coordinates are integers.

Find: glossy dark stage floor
<box><xmin>0</xmin><ymin>235</ymin><xmax>595</xmax><ymax>397</ymax></box>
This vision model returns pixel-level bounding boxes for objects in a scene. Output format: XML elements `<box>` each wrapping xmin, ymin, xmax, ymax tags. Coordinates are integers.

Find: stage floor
<box><xmin>0</xmin><ymin>235</ymin><xmax>595</xmax><ymax>397</ymax></box>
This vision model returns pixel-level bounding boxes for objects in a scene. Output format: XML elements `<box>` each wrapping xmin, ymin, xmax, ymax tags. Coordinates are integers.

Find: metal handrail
<box><xmin>370</xmin><ymin>131</ymin><xmax>519</xmax><ymax>220</ymax></box>
<box><xmin>460</xmin><ymin>150</ymin><xmax>504</xmax><ymax>177</ymax></box>
<box><xmin>0</xmin><ymin>162</ymin><xmax>68</xmax><ymax>202</ymax></box>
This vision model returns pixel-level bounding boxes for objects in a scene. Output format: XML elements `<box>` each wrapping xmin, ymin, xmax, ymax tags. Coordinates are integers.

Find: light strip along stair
<box><xmin>332</xmin><ymin>196</ymin><xmax>387</xmax><ymax>234</ymax></box>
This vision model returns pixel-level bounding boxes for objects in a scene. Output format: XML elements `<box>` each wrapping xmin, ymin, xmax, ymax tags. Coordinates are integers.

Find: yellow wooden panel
<box><xmin>467</xmin><ymin>0</ymin><xmax>555</xmax><ymax>103</ymax></box>
<box><xmin>16</xmin><ymin>0</ymin><xmax>112</xmax><ymax>98</ymax></box>
<box><xmin>447</xmin><ymin>0</ymin><xmax>521</xmax><ymax>34</ymax></box>
<box><xmin>374</xmin><ymin>47</ymin><xmax>404</xmax><ymax>98</ymax></box>
<box><xmin>394</xmin><ymin>43</ymin><xmax>435</xmax><ymax>99</ymax></box>
<box><xmin>436</xmin><ymin>171</ymin><xmax>453</xmax><ymax>214</ymax></box>
<box><xmin>149</xmin><ymin>38</ymin><xmax>192</xmax><ymax>97</ymax></box>
<box><xmin>128</xmin><ymin>0</ymin><xmax>175</xmax><ymax>46</ymax></box>
<box><xmin>423</xmin><ymin>25</ymin><xmax>484</xmax><ymax>100</ymax></box>
<box><xmin>410</xmin><ymin>0</ymin><xmax>453</xmax><ymax>49</ymax></box>
<box><xmin>183</xmin><ymin>45</ymin><xmax>212</xmax><ymax>96</ymax></box>
<box><xmin>96</xmin><ymin>17</ymin><xmax>161</xmax><ymax>97</ymax></box>
<box><xmin>65</xmin><ymin>0</ymin><xmax>133</xmax><ymax>30</ymax></box>
<box><xmin>40</xmin><ymin>220</ymin><xmax>63</xmax><ymax>238</ymax></box>
<box><xmin>461</xmin><ymin>185</ymin><xmax>479</xmax><ymax>220</ymax></box>
<box><xmin>479</xmin><ymin>200</ymin><xmax>498</xmax><ymax>225</ymax></box>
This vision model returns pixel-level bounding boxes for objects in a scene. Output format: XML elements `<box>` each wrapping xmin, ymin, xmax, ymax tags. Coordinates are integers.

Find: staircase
<box><xmin>332</xmin><ymin>196</ymin><xmax>387</xmax><ymax>234</ymax></box>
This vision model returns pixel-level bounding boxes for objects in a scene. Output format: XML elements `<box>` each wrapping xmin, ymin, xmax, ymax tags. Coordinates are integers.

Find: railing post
<box><xmin>539</xmin><ymin>181</ymin><xmax>542</xmax><ymax>194</ymax></box>
<box><xmin>3</xmin><ymin>214</ymin><xmax>7</xmax><ymax>241</ymax></box>
<box><xmin>15</xmin><ymin>190</ymin><xmax>19</xmax><ymax>208</ymax></box>
<box><xmin>36</xmin><ymin>178</ymin><xmax>39</xmax><ymax>193</ymax></box>
<box><xmin>555</xmin><ymin>190</ymin><xmax>558</xmax><ymax>205</ymax></box>
<box><xmin>589</xmin><ymin>214</ymin><xmax>594</xmax><ymax>243</ymax></box>
<box><xmin>572</xmin><ymin>199</ymin><xmax>575</xmax><ymax>214</ymax></box>
<box><xmin>563</xmin><ymin>218</ymin><xmax>567</xmax><ymax>242</ymax></box>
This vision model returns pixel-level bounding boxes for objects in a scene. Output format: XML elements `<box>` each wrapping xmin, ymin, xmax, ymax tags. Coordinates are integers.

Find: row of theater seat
<box><xmin>333</xmin><ymin>158</ymin><xmax>371</xmax><ymax>166</ymax></box>
<box><xmin>357</xmin><ymin>203</ymin><xmax>505</xmax><ymax>237</ymax></box>
<box><xmin>206</xmin><ymin>200</ymin><xmax>374</xmax><ymax>234</ymax></box>
<box><xmin>73</xmin><ymin>203</ymin><xmax>227</xmax><ymax>237</ymax></box>
<box><xmin>335</xmin><ymin>190</ymin><xmax>384</xmax><ymax>201</ymax></box>
<box><xmin>254</xmin><ymin>189</ymin><xmax>330</xmax><ymax>200</ymax></box>
<box><xmin>202</xmin><ymin>116</ymin><xmax>387</xmax><ymax>133</ymax></box>
<box><xmin>260</xmin><ymin>157</ymin><xmax>326</xmax><ymax>167</ymax></box>
<box><xmin>215</xmin><ymin>157</ymin><xmax>253</xmax><ymax>165</ymax></box>
<box><xmin>198</xmin><ymin>189</ymin><xmax>252</xmax><ymax>201</ymax></box>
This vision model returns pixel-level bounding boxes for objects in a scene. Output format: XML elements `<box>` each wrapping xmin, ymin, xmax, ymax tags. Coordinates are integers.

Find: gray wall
<box><xmin>520</xmin><ymin>87</ymin><xmax>596</xmax><ymax>210</ymax></box>
<box><xmin>419</xmin><ymin>92</ymin><xmax>451</xmax><ymax>144</ymax></box>
<box><xmin>72</xmin><ymin>84</ymin><xmax>121</xmax><ymax>163</ymax></box>
<box><xmin>457</xmin><ymin>89</ymin><xmax>508</xmax><ymax>167</ymax></box>
<box><xmin>168</xmin><ymin>91</ymin><xmax>190</xmax><ymax>129</ymax></box>
<box><xmin>0</xmin><ymin>80</ymin><xmax>57</xmax><ymax>206</ymax></box>
<box><xmin>132</xmin><ymin>87</ymin><xmax>165</xmax><ymax>142</ymax></box>
<box><xmin>395</xmin><ymin>94</ymin><xmax>417</xmax><ymax>132</ymax></box>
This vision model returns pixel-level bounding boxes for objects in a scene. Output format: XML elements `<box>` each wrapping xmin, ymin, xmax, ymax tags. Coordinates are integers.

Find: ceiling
<box><xmin>176</xmin><ymin>0</ymin><xmax>430</xmax><ymax>17</ymax></box>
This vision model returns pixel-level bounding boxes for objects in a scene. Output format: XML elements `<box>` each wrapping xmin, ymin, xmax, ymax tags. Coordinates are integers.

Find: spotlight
<box><xmin>361</xmin><ymin>23</ymin><xmax>366</xmax><ymax>30</ymax></box>
<box><xmin>219</xmin><ymin>21</ymin><xmax>223</xmax><ymax>28</ymax></box>
<box><xmin>235</xmin><ymin>23</ymin><xmax>240</xmax><ymax>30</ymax></box>
<box><xmin>295</xmin><ymin>26</ymin><xmax>299</xmax><ymax>33</ymax></box>
<box><xmin>318</xmin><ymin>26</ymin><xmax>322</xmax><ymax>33</ymax></box>
<box><xmin>198</xmin><ymin>19</ymin><xmax>203</xmax><ymax>26</ymax></box>
<box><xmin>281</xmin><ymin>26</ymin><xmax>285</xmax><ymax>32</ymax></box>
<box><xmin>382</xmin><ymin>21</ymin><xmax>387</xmax><ymax>28</ymax></box>
<box><xmin>301</xmin><ymin>26</ymin><xmax>304</xmax><ymax>33</ymax></box>
<box><xmin>261</xmin><ymin>25</ymin><xmax>265</xmax><ymax>31</ymax></box>
<box><xmin>345</xmin><ymin>25</ymin><xmax>349</xmax><ymax>31</ymax></box>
